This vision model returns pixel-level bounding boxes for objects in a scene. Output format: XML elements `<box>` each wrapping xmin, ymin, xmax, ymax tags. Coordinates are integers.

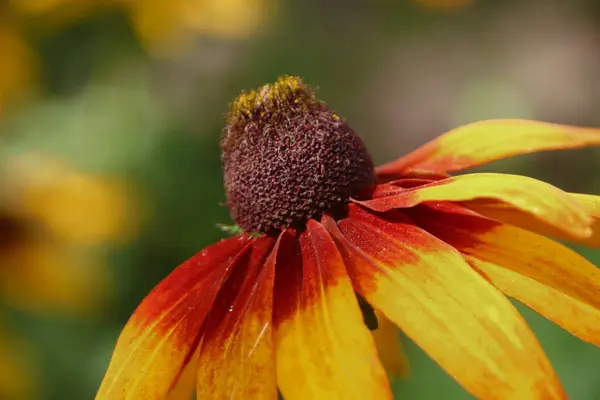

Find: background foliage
<box><xmin>1</xmin><ymin>0</ymin><xmax>599</xmax><ymax>399</ymax></box>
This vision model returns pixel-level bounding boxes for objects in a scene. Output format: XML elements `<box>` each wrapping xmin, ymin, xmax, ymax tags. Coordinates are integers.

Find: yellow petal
<box><xmin>324</xmin><ymin>206</ymin><xmax>566</xmax><ymax>399</ymax></box>
<box><xmin>275</xmin><ymin>220</ymin><xmax>391</xmax><ymax>400</ymax></box>
<box><xmin>356</xmin><ymin>173</ymin><xmax>592</xmax><ymax>239</ymax></box>
<box><xmin>196</xmin><ymin>236</ymin><xmax>277</xmax><ymax>399</ymax></box>
<box><xmin>467</xmin><ymin>194</ymin><xmax>600</xmax><ymax>247</ymax></box>
<box><xmin>95</xmin><ymin>235</ymin><xmax>253</xmax><ymax>400</ymax></box>
<box><xmin>409</xmin><ymin>203</ymin><xmax>600</xmax><ymax>346</ymax></box>
<box><xmin>571</xmin><ymin>193</ymin><xmax>600</xmax><ymax>246</ymax></box>
<box><xmin>165</xmin><ymin>356</ymin><xmax>196</xmax><ymax>400</ymax></box>
<box><xmin>376</xmin><ymin>119</ymin><xmax>600</xmax><ymax>176</ymax></box>
<box><xmin>372</xmin><ymin>312</ymin><xmax>410</xmax><ymax>379</ymax></box>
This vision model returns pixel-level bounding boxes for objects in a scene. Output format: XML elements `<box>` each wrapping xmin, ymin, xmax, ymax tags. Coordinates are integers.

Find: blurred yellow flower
<box><xmin>1</xmin><ymin>0</ymin><xmax>273</xmax><ymax>105</ymax></box>
<box><xmin>0</xmin><ymin>0</ymin><xmax>99</xmax><ymax>109</ymax></box>
<box><xmin>0</xmin><ymin>153</ymin><xmax>139</xmax><ymax>314</ymax></box>
<box><xmin>123</xmin><ymin>0</ymin><xmax>273</xmax><ymax>54</ymax></box>
<box><xmin>0</xmin><ymin>326</ymin><xmax>36</xmax><ymax>400</ymax></box>
<box><xmin>8</xmin><ymin>154</ymin><xmax>138</xmax><ymax>245</ymax></box>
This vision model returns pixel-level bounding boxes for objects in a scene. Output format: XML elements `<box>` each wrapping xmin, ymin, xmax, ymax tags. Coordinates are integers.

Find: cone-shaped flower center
<box><xmin>222</xmin><ymin>76</ymin><xmax>375</xmax><ymax>233</ymax></box>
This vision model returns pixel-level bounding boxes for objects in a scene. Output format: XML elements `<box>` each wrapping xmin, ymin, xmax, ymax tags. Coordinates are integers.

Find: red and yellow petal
<box><xmin>274</xmin><ymin>220</ymin><xmax>391</xmax><ymax>400</ymax></box>
<box><xmin>95</xmin><ymin>235</ymin><xmax>254</xmax><ymax>400</ymax></box>
<box><xmin>376</xmin><ymin>119</ymin><xmax>600</xmax><ymax>176</ymax></box>
<box><xmin>196</xmin><ymin>236</ymin><xmax>277</xmax><ymax>399</ymax></box>
<box><xmin>324</xmin><ymin>206</ymin><xmax>565</xmax><ymax>399</ymax></box>
<box><xmin>409</xmin><ymin>204</ymin><xmax>600</xmax><ymax>345</ymax></box>
<box><xmin>356</xmin><ymin>173</ymin><xmax>592</xmax><ymax>239</ymax></box>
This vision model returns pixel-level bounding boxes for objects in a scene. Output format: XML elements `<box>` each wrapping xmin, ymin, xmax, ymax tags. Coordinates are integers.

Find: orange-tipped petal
<box><xmin>372</xmin><ymin>311</ymin><xmax>410</xmax><ymax>379</ymax></box>
<box><xmin>324</xmin><ymin>206</ymin><xmax>565</xmax><ymax>399</ymax></box>
<box><xmin>95</xmin><ymin>235</ymin><xmax>254</xmax><ymax>400</ymax></box>
<box><xmin>376</xmin><ymin>119</ymin><xmax>600</xmax><ymax>176</ymax></box>
<box><xmin>408</xmin><ymin>203</ymin><xmax>600</xmax><ymax>346</ymax></box>
<box><xmin>356</xmin><ymin>173</ymin><xmax>592</xmax><ymax>239</ymax></box>
<box><xmin>196</xmin><ymin>236</ymin><xmax>277</xmax><ymax>399</ymax></box>
<box><xmin>275</xmin><ymin>220</ymin><xmax>391</xmax><ymax>400</ymax></box>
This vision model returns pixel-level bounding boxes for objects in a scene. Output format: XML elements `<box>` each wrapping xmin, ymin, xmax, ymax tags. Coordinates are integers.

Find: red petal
<box><xmin>196</xmin><ymin>235</ymin><xmax>277</xmax><ymax>399</ymax></box>
<box><xmin>95</xmin><ymin>235</ymin><xmax>253</xmax><ymax>400</ymax></box>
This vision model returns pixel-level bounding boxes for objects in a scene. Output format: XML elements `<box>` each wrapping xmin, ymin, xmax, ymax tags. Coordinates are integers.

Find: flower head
<box><xmin>0</xmin><ymin>153</ymin><xmax>137</xmax><ymax>313</ymax></box>
<box><xmin>96</xmin><ymin>76</ymin><xmax>600</xmax><ymax>400</ymax></box>
<box><xmin>223</xmin><ymin>75</ymin><xmax>374</xmax><ymax>233</ymax></box>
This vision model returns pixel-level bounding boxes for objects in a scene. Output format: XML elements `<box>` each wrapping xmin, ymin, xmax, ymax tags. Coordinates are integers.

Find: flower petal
<box><xmin>95</xmin><ymin>235</ymin><xmax>254</xmax><ymax>400</ymax></box>
<box><xmin>571</xmin><ymin>194</ymin><xmax>600</xmax><ymax>246</ymax></box>
<box><xmin>323</xmin><ymin>206</ymin><xmax>565</xmax><ymax>399</ymax></box>
<box><xmin>372</xmin><ymin>311</ymin><xmax>410</xmax><ymax>379</ymax></box>
<box><xmin>408</xmin><ymin>203</ymin><xmax>600</xmax><ymax>346</ymax></box>
<box><xmin>376</xmin><ymin>119</ymin><xmax>600</xmax><ymax>175</ymax></box>
<box><xmin>356</xmin><ymin>173</ymin><xmax>592</xmax><ymax>239</ymax></box>
<box><xmin>275</xmin><ymin>220</ymin><xmax>391</xmax><ymax>400</ymax></box>
<box><xmin>467</xmin><ymin>194</ymin><xmax>600</xmax><ymax>247</ymax></box>
<box><xmin>166</xmin><ymin>355</ymin><xmax>196</xmax><ymax>400</ymax></box>
<box><xmin>377</xmin><ymin>168</ymin><xmax>449</xmax><ymax>183</ymax></box>
<box><xmin>196</xmin><ymin>236</ymin><xmax>277</xmax><ymax>399</ymax></box>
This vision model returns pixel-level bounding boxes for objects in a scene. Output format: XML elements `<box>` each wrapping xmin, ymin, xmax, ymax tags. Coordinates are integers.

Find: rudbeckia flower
<box><xmin>96</xmin><ymin>76</ymin><xmax>600</xmax><ymax>400</ymax></box>
<box><xmin>119</xmin><ymin>0</ymin><xmax>273</xmax><ymax>55</ymax></box>
<box><xmin>0</xmin><ymin>153</ymin><xmax>137</xmax><ymax>313</ymax></box>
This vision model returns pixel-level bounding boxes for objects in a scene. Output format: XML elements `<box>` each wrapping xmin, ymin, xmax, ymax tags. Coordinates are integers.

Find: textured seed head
<box><xmin>222</xmin><ymin>76</ymin><xmax>375</xmax><ymax>233</ymax></box>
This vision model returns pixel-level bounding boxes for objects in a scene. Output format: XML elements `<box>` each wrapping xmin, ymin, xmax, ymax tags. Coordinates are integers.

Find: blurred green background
<box><xmin>0</xmin><ymin>0</ymin><xmax>599</xmax><ymax>399</ymax></box>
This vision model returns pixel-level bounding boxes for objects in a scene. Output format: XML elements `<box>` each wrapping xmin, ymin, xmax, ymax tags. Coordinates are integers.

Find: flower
<box><xmin>0</xmin><ymin>151</ymin><xmax>139</xmax><ymax>398</ymax></box>
<box><xmin>13</xmin><ymin>0</ymin><xmax>274</xmax><ymax>55</ymax></box>
<box><xmin>121</xmin><ymin>0</ymin><xmax>274</xmax><ymax>55</ymax></box>
<box><xmin>96</xmin><ymin>76</ymin><xmax>600</xmax><ymax>400</ymax></box>
<box><xmin>0</xmin><ymin>153</ymin><xmax>137</xmax><ymax>313</ymax></box>
<box><xmin>1</xmin><ymin>0</ymin><xmax>273</xmax><ymax>108</ymax></box>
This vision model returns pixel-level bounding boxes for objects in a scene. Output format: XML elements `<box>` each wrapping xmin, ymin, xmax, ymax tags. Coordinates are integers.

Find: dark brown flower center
<box><xmin>221</xmin><ymin>76</ymin><xmax>375</xmax><ymax>234</ymax></box>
